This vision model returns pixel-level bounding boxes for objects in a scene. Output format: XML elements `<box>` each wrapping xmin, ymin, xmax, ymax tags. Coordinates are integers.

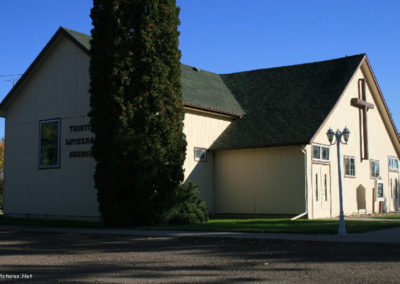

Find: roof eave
<box><xmin>211</xmin><ymin>141</ymin><xmax>308</xmax><ymax>151</ymax></box>
<box><xmin>60</xmin><ymin>27</ymin><xmax>90</xmax><ymax>55</ymax></box>
<box><xmin>183</xmin><ymin>102</ymin><xmax>244</xmax><ymax>119</ymax></box>
<box><xmin>362</xmin><ymin>55</ymin><xmax>400</xmax><ymax>152</ymax></box>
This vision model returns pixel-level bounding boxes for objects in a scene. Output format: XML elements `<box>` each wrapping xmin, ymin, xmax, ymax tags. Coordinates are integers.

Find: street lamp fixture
<box><xmin>326</xmin><ymin>127</ymin><xmax>350</xmax><ymax>235</ymax></box>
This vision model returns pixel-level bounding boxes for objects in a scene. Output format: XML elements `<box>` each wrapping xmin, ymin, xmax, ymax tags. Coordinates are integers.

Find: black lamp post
<box><xmin>327</xmin><ymin>127</ymin><xmax>350</xmax><ymax>235</ymax></box>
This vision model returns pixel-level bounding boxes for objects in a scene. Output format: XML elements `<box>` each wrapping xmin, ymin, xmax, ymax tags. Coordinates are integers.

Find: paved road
<box><xmin>1</xmin><ymin>224</ymin><xmax>400</xmax><ymax>244</ymax></box>
<box><xmin>0</xmin><ymin>229</ymin><xmax>399</xmax><ymax>283</ymax></box>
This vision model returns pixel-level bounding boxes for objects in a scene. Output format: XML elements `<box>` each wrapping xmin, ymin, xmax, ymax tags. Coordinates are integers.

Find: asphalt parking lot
<box><xmin>0</xmin><ymin>229</ymin><xmax>400</xmax><ymax>283</ymax></box>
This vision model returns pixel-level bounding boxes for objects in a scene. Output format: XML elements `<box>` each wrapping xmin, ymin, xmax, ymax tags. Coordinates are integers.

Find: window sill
<box><xmin>344</xmin><ymin>175</ymin><xmax>356</xmax><ymax>178</ymax></box>
<box><xmin>312</xmin><ymin>160</ymin><xmax>330</xmax><ymax>165</ymax></box>
<box><xmin>38</xmin><ymin>166</ymin><xmax>60</xmax><ymax>170</ymax></box>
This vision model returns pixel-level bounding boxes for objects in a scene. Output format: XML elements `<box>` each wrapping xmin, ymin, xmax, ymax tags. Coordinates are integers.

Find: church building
<box><xmin>1</xmin><ymin>27</ymin><xmax>399</xmax><ymax>220</ymax></box>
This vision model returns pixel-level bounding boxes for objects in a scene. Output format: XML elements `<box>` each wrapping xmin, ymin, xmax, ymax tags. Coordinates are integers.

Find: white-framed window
<box><xmin>39</xmin><ymin>119</ymin><xmax>61</xmax><ymax>168</ymax></box>
<box><xmin>194</xmin><ymin>147</ymin><xmax>207</xmax><ymax>162</ymax></box>
<box><xmin>389</xmin><ymin>157</ymin><xmax>399</xmax><ymax>170</ymax></box>
<box><xmin>371</xmin><ymin>160</ymin><xmax>380</xmax><ymax>178</ymax></box>
<box><xmin>312</xmin><ymin>144</ymin><xmax>330</xmax><ymax>161</ymax></box>
<box><xmin>344</xmin><ymin>156</ymin><xmax>356</xmax><ymax>177</ymax></box>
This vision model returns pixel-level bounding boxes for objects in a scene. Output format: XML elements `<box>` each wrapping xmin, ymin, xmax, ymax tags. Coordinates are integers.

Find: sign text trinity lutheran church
<box><xmin>66</xmin><ymin>124</ymin><xmax>94</xmax><ymax>158</ymax></box>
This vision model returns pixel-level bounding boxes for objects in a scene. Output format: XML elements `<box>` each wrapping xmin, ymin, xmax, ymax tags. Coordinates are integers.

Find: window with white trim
<box><xmin>389</xmin><ymin>157</ymin><xmax>399</xmax><ymax>170</ymax></box>
<box><xmin>39</xmin><ymin>119</ymin><xmax>60</xmax><ymax>168</ymax></box>
<box><xmin>371</xmin><ymin>160</ymin><xmax>380</xmax><ymax>178</ymax></box>
<box><xmin>344</xmin><ymin>156</ymin><xmax>356</xmax><ymax>177</ymax></box>
<box><xmin>194</xmin><ymin>148</ymin><xmax>207</xmax><ymax>162</ymax></box>
<box><xmin>312</xmin><ymin>144</ymin><xmax>330</xmax><ymax>161</ymax></box>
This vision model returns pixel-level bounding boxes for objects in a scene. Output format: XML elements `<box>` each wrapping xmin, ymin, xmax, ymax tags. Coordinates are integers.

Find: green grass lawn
<box><xmin>0</xmin><ymin>215</ymin><xmax>399</xmax><ymax>234</ymax></box>
<box><xmin>373</xmin><ymin>214</ymin><xmax>400</xmax><ymax>219</ymax></box>
<box><xmin>136</xmin><ymin>218</ymin><xmax>400</xmax><ymax>234</ymax></box>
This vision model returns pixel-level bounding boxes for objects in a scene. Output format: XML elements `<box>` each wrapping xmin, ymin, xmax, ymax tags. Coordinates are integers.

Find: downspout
<box><xmin>291</xmin><ymin>145</ymin><xmax>308</xmax><ymax>220</ymax></box>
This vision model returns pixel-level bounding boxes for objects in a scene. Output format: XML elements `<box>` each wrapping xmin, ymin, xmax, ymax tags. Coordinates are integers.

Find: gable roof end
<box><xmin>0</xmin><ymin>27</ymin><xmax>244</xmax><ymax>118</ymax></box>
<box><xmin>0</xmin><ymin>27</ymin><xmax>82</xmax><ymax>115</ymax></box>
<box><xmin>362</xmin><ymin>55</ymin><xmax>400</xmax><ymax>153</ymax></box>
<box><xmin>309</xmin><ymin>54</ymin><xmax>400</xmax><ymax>156</ymax></box>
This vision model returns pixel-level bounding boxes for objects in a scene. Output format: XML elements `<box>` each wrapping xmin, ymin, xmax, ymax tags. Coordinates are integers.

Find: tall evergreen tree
<box><xmin>89</xmin><ymin>0</ymin><xmax>187</xmax><ymax>225</ymax></box>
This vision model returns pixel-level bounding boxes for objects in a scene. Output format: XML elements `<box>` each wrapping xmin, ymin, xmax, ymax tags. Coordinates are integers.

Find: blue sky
<box><xmin>0</xmin><ymin>0</ymin><xmax>399</xmax><ymax>138</ymax></box>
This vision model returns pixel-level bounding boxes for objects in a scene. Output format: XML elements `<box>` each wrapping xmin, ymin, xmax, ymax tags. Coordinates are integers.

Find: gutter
<box><xmin>291</xmin><ymin>145</ymin><xmax>308</xmax><ymax>220</ymax></box>
<box><xmin>183</xmin><ymin>102</ymin><xmax>244</xmax><ymax>119</ymax></box>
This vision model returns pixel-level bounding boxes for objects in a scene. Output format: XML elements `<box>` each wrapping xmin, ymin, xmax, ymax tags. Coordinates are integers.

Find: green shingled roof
<box><xmin>181</xmin><ymin>64</ymin><xmax>244</xmax><ymax>115</ymax></box>
<box><xmin>63</xmin><ymin>28</ymin><xmax>363</xmax><ymax>147</ymax></box>
<box><xmin>211</xmin><ymin>54</ymin><xmax>364</xmax><ymax>149</ymax></box>
<box><xmin>62</xmin><ymin>27</ymin><xmax>244</xmax><ymax>116</ymax></box>
<box><xmin>62</xmin><ymin>27</ymin><xmax>91</xmax><ymax>50</ymax></box>
<box><xmin>1</xmin><ymin>27</ymin><xmax>364</xmax><ymax>149</ymax></box>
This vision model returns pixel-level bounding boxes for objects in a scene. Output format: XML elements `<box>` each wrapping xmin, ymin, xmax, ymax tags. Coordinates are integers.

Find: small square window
<box><xmin>312</xmin><ymin>145</ymin><xmax>321</xmax><ymax>160</ymax></box>
<box><xmin>312</xmin><ymin>145</ymin><xmax>329</xmax><ymax>161</ymax></box>
<box><xmin>344</xmin><ymin>156</ymin><xmax>355</xmax><ymax>177</ymax></box>
<box><xmin>194</xmin><ymin>148</ymin><xmax>207</xmax><ymax>162</ymax></box>
<box><xmin>371</xmin><ymin>160</ymin><xmax>380</xmax><ymax>178</ymax></box>
<box><xmin>39</xmin><ymin>119</ymin><xmax>60</xmax><ymax>168</ymax></box>
<box><xmin>321</xmin><ymin>146</ymin><xmax>329</xmax><ymax>161</ymax></box>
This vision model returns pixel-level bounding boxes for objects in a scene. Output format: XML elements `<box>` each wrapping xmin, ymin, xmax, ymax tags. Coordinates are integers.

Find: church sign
<box><xmin>66</xmin><ymin>124</ymin><xmax>94</xmax><ymax>158</ymax></box>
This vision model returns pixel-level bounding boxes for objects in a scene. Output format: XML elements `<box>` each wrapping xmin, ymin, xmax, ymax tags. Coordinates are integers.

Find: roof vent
<box><xmin>192</xmin><ymin>67</ymin><xmax>201</xmax><ymax>72</ymax></box>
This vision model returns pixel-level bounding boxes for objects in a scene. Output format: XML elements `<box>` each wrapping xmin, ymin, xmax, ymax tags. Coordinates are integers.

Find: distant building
<box><xmin>0</xmin><ymin>27</ymin><xmax>399</xmax><ymax>220</ymax></box>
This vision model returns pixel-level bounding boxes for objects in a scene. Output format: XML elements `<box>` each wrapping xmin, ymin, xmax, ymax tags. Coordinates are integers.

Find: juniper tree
<box><xmin>89</xmin><ymin>0</ymin><xmax>187</xmax><ymax>225</ymax></box>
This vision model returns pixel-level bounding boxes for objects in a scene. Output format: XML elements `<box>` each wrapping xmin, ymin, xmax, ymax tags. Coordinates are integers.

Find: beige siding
<box><xmin>310</xmin><ymin>63</ymin><xmax>400</xmax><ymax>218</ymax></box>
<box><xmin>215</xmin><ymin>146</ymin><xmax>305</xmax><ymax>215</ymax></box>
<box><xmin>7</xmin><ymin>34</ymin><xmax>397</xmax><ymax>221</ymax></box>
<box><xmin>3</xmin><ymin>36</ymin><xmax>99</xmax><ymax>219</ymax></box>
<box><xmin>3</xmin><ymin>34</ymin><xmax>233</xmax><ymax>219</ymax></box>
<box><xmin>183</xmin><ymin>110</ymin><xmax>232</xmax><ymax>213</ymax></box>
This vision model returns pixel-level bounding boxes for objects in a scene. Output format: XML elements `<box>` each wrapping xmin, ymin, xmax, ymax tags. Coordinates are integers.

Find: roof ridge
<box><xmin>58</xmin><ymin>27</ymin><xmax>364</xmax><ymax>80</ymax></box>
<box><xmin>220</xmin><ymin>54</ymin><xmax>366</xmax><ymax>76</ymax></box>
<box><xmin>58</xmin><ymin>27</ymin><xmax>221</xmax><ymax>75</ymax></box>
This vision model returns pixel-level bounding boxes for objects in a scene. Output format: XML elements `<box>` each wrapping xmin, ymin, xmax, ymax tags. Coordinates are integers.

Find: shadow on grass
<box><xmin>1</xmin><ymin>216</ymin><xmax>400</xmax><ymax>234</ymax></box>
<box><xmin>0</xmin><ymin>215</ymin><xmax>106</xmax><ymax>229</ymax></box>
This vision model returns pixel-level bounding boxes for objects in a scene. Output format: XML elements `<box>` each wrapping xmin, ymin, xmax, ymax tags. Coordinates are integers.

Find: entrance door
<box><xmin>389</xmin><ymin>172</ymin><xmax>399</xmax><ymax>212</ymax></box>
<box><xmin>312</xmin><ymin>164</ymin><xmax>331</xmax><ymax>218</ymax></box>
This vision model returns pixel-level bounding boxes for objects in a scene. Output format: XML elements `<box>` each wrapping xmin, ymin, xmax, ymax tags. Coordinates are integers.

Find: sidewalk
<box><xmin>0</xmin><ymin>224</ymin><xmax>399</xmax><ymax>245</ymax></box>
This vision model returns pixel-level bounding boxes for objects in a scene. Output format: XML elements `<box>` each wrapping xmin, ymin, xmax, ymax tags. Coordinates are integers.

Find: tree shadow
<box><xmin>0</xmin><ymin>230</ymin><xmax>399</xmax><ymax>282</ymax></box>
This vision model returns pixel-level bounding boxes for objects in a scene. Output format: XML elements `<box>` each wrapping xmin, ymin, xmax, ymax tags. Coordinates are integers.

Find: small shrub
<box><xmin>168</xmin><ymin>181</ymin><xmax>208</xmax><ymax>225</ymax></box>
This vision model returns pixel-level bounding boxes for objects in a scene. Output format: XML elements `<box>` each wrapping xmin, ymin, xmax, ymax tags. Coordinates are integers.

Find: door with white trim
<box><xmin>312</xmin><ymin>163</ymin><xmax>331</xmax><ymax>218</ymax></box>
